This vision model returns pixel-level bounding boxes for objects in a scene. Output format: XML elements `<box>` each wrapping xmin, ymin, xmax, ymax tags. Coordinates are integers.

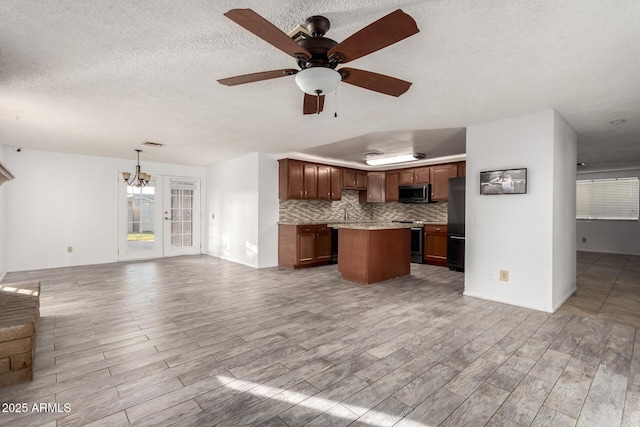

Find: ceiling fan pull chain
<box><xmin>334</xmin><ymin>86</ymin><xmax>338</xmax><ymax>118</ymax></box>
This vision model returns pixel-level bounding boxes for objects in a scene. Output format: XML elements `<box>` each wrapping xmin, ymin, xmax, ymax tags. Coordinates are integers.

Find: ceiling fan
<box><xmin>217</xmin><ymin>8</ymin><xmax>419</xmax><ymax>114</ymax></box>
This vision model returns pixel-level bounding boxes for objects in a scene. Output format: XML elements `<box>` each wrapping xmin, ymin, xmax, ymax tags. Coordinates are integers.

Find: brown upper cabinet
<box><xmin>317</xmin><ymin>165</ymin><xmax>331</xmax><ymax>200</ymax></box>
<box><xmin>343</xmin><ymin>168</ymin><xmax>367</xmax><ymax>190</ymax></box>
<box><xmin>364</xmin><ymin>172</ymin><xmax>386</xmax><ymax>203</ymax></box>
<box><xmin>279</xmin><ymin>159</ymin><xmax>344</xmax><ymax>200</ymax></box>
<box><xmin>279</xmin><ymin>158</ymin><xmax>465</xmax><ymax>201</ymax></box>
<box><xmin>343</xmin><ymin>168</ymin><xmax>357</xmax><ymax>189</ymax></box>
<box><xmin>385</xmin><ymin>171</ymin><xmax>399</xmax><ymax>202</ymax></box>
<box><xmin>330</xmin><ymin>167</ymin><xmax>342</xmax><ymax>200</ymax></box>
<box><xmin>317</xmin><ymin>165</ymin><xmax>343</xmax><ymax>200</ymax></box>
<box><xmin>431</xmin><ymin>163</ymin><xmax>458</xmax><ymax>201</ymax></box>
<box><xmin>278</xmin><ymin>159</ymin><xmax>319</xmax><ymax>200</ymax></box>
<box><xmin>398</xmin><ymin>167</ymin><xmax>430</xmax><ymax>185</ymax></box>
<box><xmin>356</xmin><ymin>171</ymin><xmax>367</xmax><ymax>190</ymax></box>
<box><xmin>457</xmin><ymin>161</ymin><xmax>466</xmax><ymax>177</ymax></box>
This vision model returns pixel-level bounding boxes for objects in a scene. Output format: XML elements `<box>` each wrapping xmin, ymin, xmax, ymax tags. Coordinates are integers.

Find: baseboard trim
<box><xmin>462</xmin><ymin>291</ymin><xmax>554</xmax><ymax>313</ymax></box>
<box><xmin>553</xmin><ymin>286</ymin><xmax>578</xmax><ymax>312</ymax></box>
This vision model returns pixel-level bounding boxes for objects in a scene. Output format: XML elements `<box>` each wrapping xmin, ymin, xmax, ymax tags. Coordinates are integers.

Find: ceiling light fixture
<box><xmin>143</xmin><ymin>141</ymin><xmax>165</xmax><ymax>147</ymax></box>
<box><xmin>366</xmin><ymin>153</ymin><xmax>426</xmax><ymax>166</ymax></box>
<box><xmin>294</xmin><ymin>67</ymin><xmax>341</xmax><ymax>96</ymax></box>
<box><xmin>122</xmin><ymin>149</ymin><xmax>151</xmax><ymax>187</ymax></box>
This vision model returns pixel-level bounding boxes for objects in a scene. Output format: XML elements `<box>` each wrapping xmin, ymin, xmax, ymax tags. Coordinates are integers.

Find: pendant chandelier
<box><xmin>122</xmin><ymin>149</ymin><xmax>151</xmax><ymax>187</ymax></box>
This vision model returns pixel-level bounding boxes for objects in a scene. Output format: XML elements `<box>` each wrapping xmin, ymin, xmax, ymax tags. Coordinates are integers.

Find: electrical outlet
<box><xmin>489</xmin><ymin>271</ymin><xmax>497</xmax><ymax>280</ymax></box>
<box><xmin>581</xmin><ymin>237</ymin><xmax>587</xmax><ymax>243</ymax></box>
<box><xmin>67</xmin><ymin>246</ymin><xmax>73</xmax><ymax>253</ymax></box>
<box><xmin>500</xmin><ymin>270</ymin><xmax>509</xmax><ymax>281</ymax></box>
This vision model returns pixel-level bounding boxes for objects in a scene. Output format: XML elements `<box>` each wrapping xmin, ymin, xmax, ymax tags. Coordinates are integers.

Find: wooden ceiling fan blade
<box><xmin>217</xmin><ymin>69</ymin><xmax>298</xmax><ymax>86</ymax></box>
<box><xmin>340</xmin><ymin>68</ymin><xmax>412</xmax><ymax>97</ymax></box>
<box><xmin>328</xmin><ymin>9</ymin><xmax>419</xmax><ymax>64</ymax></box>
<box><xmin>303</xmin><ymin>93</ymin><xmax>325</xmax><ymax>115</ymax></box>
<box><xmin>224</xmin><ymin>9</ymin><xmax>311</xmax><ymax>59</ymax></box>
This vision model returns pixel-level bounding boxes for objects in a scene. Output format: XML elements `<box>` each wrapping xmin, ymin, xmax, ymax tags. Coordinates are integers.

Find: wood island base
<box><xmin>338</xmin><ymin>227</ymin><xmax>411</xmax><ymax>284</ymax></box>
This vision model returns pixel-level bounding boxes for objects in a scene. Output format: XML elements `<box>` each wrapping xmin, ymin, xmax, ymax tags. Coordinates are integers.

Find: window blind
<box><xmin>576</xmin><ymin>177</ymin><xmax>639</xmax><ymax>220</ymax></box>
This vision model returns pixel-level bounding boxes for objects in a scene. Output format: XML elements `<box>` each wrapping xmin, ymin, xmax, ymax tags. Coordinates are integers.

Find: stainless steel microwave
<box><xmin>399</xmin><ymin>184</ymin><xmax>432</xmax><ymax>204</ymax></box>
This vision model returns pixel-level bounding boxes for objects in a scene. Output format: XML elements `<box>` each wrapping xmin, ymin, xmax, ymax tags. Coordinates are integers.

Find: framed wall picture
<box><xmin>480</xmin><ymin>168</ymin><xmax>527</xmax><ymax>195</ymax></box>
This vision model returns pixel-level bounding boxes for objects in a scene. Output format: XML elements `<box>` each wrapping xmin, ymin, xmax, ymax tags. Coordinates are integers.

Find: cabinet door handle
<box><xmin>305</xmin><ymin>190</ymin><xmax>307</xmax><ymax>196</ymax></box>
<box><xmin>300</xmin><ymin>190</ymin><xmax>303</xmax><ymax>197</ymax></box>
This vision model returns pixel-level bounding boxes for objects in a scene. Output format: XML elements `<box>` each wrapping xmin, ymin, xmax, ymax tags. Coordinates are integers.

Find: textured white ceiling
<box><xmin>1</xmin><ymin>0</ymin><xmax>639</xmax><ymax>171</ymax></box>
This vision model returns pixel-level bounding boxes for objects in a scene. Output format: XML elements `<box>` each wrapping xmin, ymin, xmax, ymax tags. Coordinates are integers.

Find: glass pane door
<box><xmin>163</xmin><ymin>177</ymin><xmax>200</xmax><ymax>256</ymax></box>
<box><xmin>170</xmin><ymin>183</ymin><xmax>194</xmax><ymax>247</ymax></box>
<box><xmin>127</xmin><ymin>184</ymin><xmax>157</xmax><ymax>251</ymax></box>
<box><xmin>118</xmin><ymin>176</ymin><xmax>164</xmax><ymax>261</ymax></box>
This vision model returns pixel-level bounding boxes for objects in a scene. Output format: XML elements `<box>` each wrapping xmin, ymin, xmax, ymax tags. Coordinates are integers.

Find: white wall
<box><xmin>576</xmin><ymin>168</ymin><xmax>640</xmax><ymax>256</ymax></box>
<box><xmin>205</xmin><ymin>152</ymin><xmax>279</xmax><ymax>268</ymax></box>
<box><xmin>257</xmin><ymin>153</ymin><xmax>279</xmax><ymax>268</ymax></box>
<box><xmin>465</xmin><ymin>110</ymin><xmax>576</xmax><ymax>312</ymax></box>
<box><xmin>0</xmin><ymin>143</ymin><xmax>7</xmax><ymax>280</ymax></box>
<box><xmin>4</xmin><ymin>148</ymin><xmax>205</xmax><ymax>272</ymax></box>
<box><xmin>552</xmin><ymin>111</ymin><xmax>578</xmax><ymax>310</ymax></box>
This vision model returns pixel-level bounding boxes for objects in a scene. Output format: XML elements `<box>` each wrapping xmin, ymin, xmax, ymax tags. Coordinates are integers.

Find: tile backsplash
<box><xmin>279</xmin><ymin>190</ymin><xmax>448</xmax><ymax>223</ymax></box>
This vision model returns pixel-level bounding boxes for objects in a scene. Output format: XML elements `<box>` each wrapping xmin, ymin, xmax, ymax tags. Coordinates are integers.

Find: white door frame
<box><xmin>162</xmin><ymin>176</ymin><xmax>201</xmax><ymax>257</ymax></box>
<box><xmin>117</xmin><ymin>174</ymin><xmax>201</xmax><ymax>261</ymax></box>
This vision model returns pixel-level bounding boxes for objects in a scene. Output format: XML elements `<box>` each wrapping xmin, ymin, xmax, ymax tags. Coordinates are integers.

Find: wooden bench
<box><xmin>0</xmin><ymin>281</ymin><xmax>40</xmax><ymax>387</ymax></box>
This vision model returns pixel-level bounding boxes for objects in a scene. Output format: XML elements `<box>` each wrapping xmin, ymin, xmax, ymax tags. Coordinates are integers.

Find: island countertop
<box><xmin>328</xmin><ymin>222</ymin><xmax>416</xmax><ymax>230</ymax></box>
<box><xmin>278</xmin><ymin>220</ymin><xmax>440</xmax><ymax>228</ymax></box>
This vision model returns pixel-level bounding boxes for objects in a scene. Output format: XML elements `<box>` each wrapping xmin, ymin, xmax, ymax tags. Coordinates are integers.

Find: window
<box><xmin>576</xmin><ymin>177</ymin><xmax>639</xmax><ymax>220</ymax></box>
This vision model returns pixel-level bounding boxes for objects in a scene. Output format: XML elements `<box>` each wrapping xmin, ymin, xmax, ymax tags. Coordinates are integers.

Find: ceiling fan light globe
<box><xmin>295</xmin><ymin>67</ymin><xmax>341</xmax><ymax>95</ymax></box>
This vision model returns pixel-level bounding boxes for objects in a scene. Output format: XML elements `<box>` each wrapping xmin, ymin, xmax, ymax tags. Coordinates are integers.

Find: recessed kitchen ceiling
<box><xmin>291</xmin><ymin>127</ymin><xmax>467</xmax><ymax>169</ymax></box>
<box><xmin>0</xmin><ymin>1</ymin><xmax>639</xmax><ymax>171</ymax></box>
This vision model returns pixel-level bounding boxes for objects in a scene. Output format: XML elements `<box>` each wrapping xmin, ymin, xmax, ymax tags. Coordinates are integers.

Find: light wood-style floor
<box><xmin>559</xmin><ymin>252</ymin><xmax>640</xmax><ymax>329</ymax></box>
<box><xmin>0</xmin><ymin>252</ymin><xmax>638</xmax><ymax>426</ymax></box>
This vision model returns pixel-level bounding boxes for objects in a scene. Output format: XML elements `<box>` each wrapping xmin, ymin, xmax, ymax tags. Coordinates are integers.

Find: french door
<box><xmin>163</xmin><ymin>179</ymin><xmax>200</xmax><ymax>257</ymax></box>
<box><xmin>118</xmin><ymin>175</ymin><xmax>200</xmax><ymax>261</ymax></box>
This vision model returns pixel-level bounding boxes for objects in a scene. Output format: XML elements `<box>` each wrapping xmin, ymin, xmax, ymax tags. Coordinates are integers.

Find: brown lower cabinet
<box><xmin>424</xmin><ymin>224</ymin><xmax>448</xmax><ymax>266</ymax></box>
<box><xmin>279</xmin><ymin>224</ymin><xmax>331</xmax><ymax>268</ymax></box>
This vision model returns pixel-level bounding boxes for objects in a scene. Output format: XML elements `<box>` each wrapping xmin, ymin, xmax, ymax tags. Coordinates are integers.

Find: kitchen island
<box><xmin>329</xmin><ymin>222</ymin><xmax>413</xmax><ymax>284</ymax></box>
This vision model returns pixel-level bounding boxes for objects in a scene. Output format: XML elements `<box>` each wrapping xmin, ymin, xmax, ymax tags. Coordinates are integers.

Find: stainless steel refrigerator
<box><xmin>447</xmin><ymin>177</ymin><xmax>465</xmax><ymax>271</ymax></box>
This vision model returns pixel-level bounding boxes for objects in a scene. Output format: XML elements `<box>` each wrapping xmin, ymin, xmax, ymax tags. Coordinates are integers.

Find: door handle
<box><xmin>450</xmin><ymin>235</ymin><xmax>465</xmax><ymax>240</ymax></box>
